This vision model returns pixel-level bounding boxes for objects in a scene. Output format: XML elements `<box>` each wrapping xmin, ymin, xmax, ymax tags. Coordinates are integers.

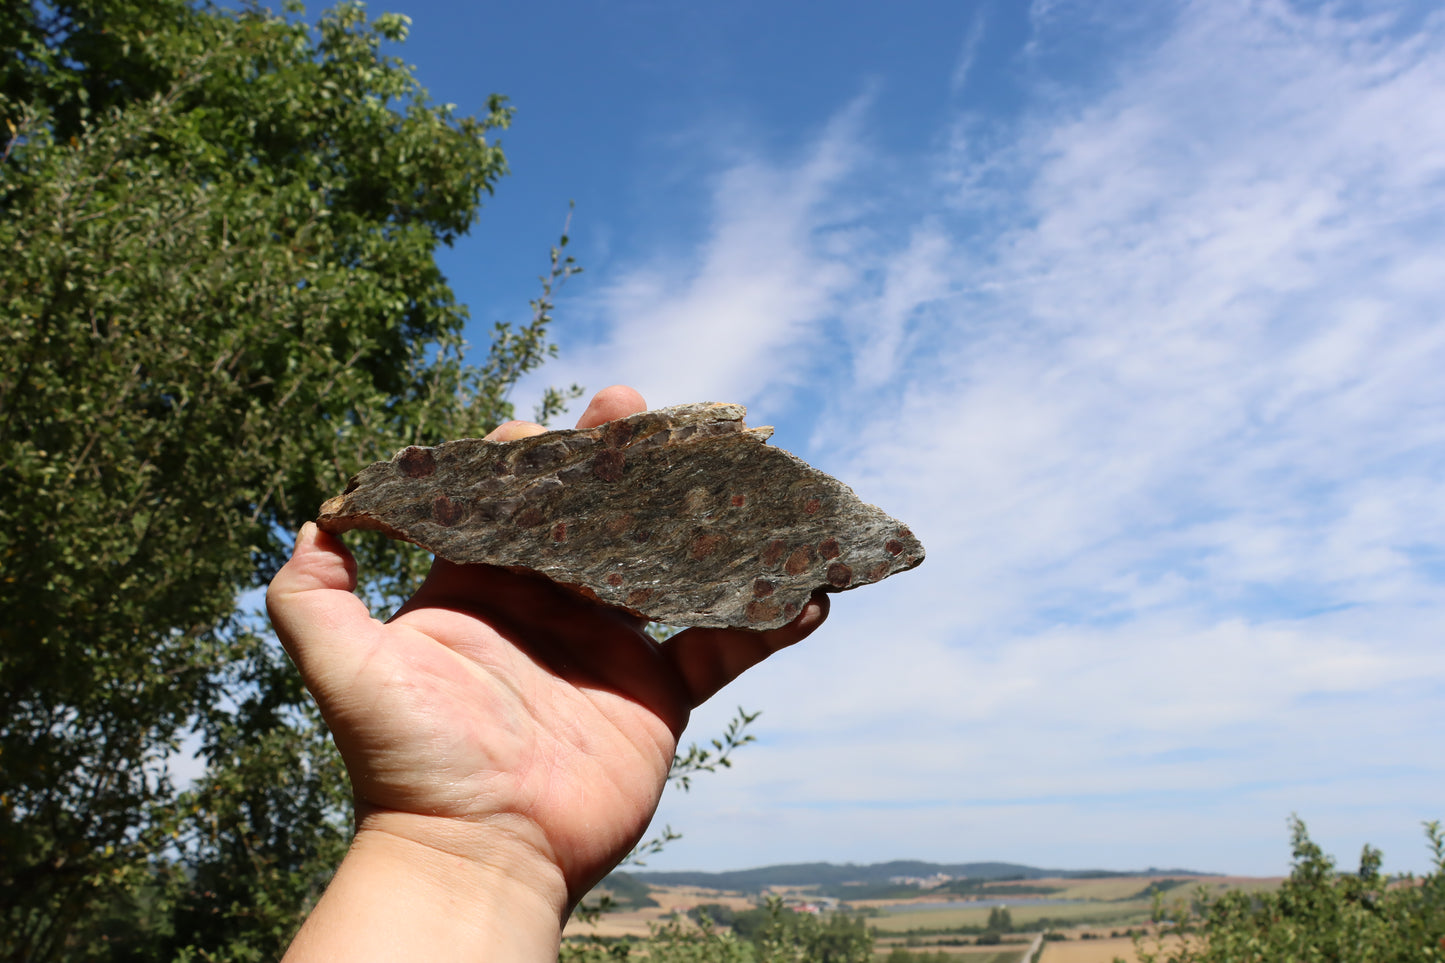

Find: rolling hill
<box><xmin>623</xmin><ymin>860</ymin><xmax>1208</xmax><ymax>891</ymax></box>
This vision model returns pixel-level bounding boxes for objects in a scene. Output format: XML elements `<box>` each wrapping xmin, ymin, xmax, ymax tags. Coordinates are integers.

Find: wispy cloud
<box><xmin>568</xmin><ymin>0</ymin><xmax>1445</xmax><ymax>874</ymax></box>
<box><xmin>860</xmin><ymin>0</ymin><xmax>1445</xmax><ymax>627</ymax></box>
<box><xmin>524</xmin><ymin>97</ymin><xmax>875</xmax><ymax>420</ymax></box>
<box><xmin>949</xmin><ymin>8</ymin><xmax>987</xmax><ymax>95</ymax></box>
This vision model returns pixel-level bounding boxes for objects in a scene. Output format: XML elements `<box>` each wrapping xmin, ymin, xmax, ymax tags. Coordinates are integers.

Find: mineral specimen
<box><xmin>317</xmin><ymin>402</ymin><xmax>924</xmax><ymax>629</ymax></box>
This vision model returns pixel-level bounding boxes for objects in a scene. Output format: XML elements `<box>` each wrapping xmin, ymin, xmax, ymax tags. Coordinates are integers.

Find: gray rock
<box><xmin>317</xmin><ymin>402</ymin><xmax>924</xmax><ymax>629</ymax></box>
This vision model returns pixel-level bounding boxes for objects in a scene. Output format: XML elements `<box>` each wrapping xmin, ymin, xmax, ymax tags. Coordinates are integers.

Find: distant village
<box><xmin>886</xmin><ymin>872</ymin><xmax>957</xmax><ymax>889</ymax></box>
<box><xmin>780</xmin><ymin>873</ymin><xmax>961</xmax><ymax>915</ymax></box>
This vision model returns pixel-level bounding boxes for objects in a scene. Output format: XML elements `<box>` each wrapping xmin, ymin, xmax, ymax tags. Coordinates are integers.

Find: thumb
<box><xmin>266</xmin><ymin>522</ymin><xmax>377</xmax><ymax>683</ymax></box>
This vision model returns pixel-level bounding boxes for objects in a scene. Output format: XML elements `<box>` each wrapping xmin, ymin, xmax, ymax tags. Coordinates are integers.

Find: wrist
<box><xmin>285</xmin><ymin>810</ymin><xmax>569</xmax><ymax>962</ymax></box>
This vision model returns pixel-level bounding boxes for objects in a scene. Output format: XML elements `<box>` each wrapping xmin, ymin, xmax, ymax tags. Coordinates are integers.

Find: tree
<box><xmin>750</xmin><ymin>901</ymin><xmax>875</xmax><ymax>963</ymax></box>
<box><xmin>688</xmin><ymin>903</ymin><xmax>739</xmax><ymax>928</ymax></box>
<box><xmin>1</xmin><ymin>2</ymin><xmax>574</xmax><ymax>958</ymax></box>
<box><xmin>1134</xmin><ymin>817</ymin><xmax>1445</xmax><ymax>963</ymax></box>
<box><xmin>567</xmin><ymin>902</ymin><xmax>874</xmax><ymax>963</ymax></box>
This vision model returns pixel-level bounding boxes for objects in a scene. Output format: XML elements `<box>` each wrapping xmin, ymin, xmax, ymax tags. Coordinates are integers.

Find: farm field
<box><xmin>562</xmin><ymin>875</ymin><xmax>1281</xmax><ymax>953</ymax></box>
<box><xmin>867</xmin><ymin>873</ymin><xmax>1281</xmax><ymax>934</ymax></box>
<box><xmin>869</xmin><ymin>897</ymin><xmax>1150</xmax><ymax>933</ymax></box>
<box><xmin>1035</xmin><ymin>936</ymin><xmax>1142</xmax><ymax>963</ymax></box>
<box><xmin>1032</xmin><ymin>931</ymin><xmax>1194</xmax><ymax>963</ymax></box>
<box><xmin>872</xmin><ymin>939</ymin><xmax>1038</xmax><ymax>962</ymax></box>
<box><xmin>562</xmin><ymin>884</ymin><xmax>756</xmax><ymax>940</ymax></box>
<box><xmin>872</xmin><ymin>931</ymin><xmax>1190</xmax><ymax>963</ymax></box>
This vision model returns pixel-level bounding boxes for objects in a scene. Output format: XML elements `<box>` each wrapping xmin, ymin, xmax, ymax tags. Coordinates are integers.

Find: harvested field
<box><xmin>562</xmin><ymin>884</ymin><xmax>753</xmax><ymax>940</ymax></box>
<box><xmin>1036</xmin><ymin>932</ymin><xmax>1192</xmax><ymax>963</ymax></box>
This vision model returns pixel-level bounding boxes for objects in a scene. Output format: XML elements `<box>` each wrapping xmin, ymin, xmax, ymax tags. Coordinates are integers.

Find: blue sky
<box><xmin>371</xmin><ymin>0</ymin><xmax>1445</xmax><ymax>876</ymax></box>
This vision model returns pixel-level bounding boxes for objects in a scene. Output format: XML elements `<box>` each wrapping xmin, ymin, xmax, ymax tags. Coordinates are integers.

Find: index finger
<box><xmin>485</xmin><ymin>385</ymin><xmax>649</xmax><ymax>443</ymax></box>
<box><xmin>575</xmin><ymin>385</ymin><xmax>647</xmax><ymax>429</ymax></box>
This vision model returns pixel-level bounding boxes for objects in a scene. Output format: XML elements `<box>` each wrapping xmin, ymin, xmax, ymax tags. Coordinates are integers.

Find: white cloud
<box><xmin>519</xmin><ymin>97</ymin><xmax>875</xmax><ymax>420</ymax></box>
<box><xmin>839</xmin><ymin>222</ymin><xmax>954</xmax><ymax>391</ymax></box>
<box><xmin>568</xmin><ymin>0</ymin><xmax>1445</xmax><ymax>874</ymax></box>
<box><xmin>840</xmin><ymin>0</ymin><xmax>1445</xmax><ymax>628</ymax></box>
<box><xmin>663</xmin><ymin>606</ymin><xmax>1444</xmax><ymax>873</ymax></box>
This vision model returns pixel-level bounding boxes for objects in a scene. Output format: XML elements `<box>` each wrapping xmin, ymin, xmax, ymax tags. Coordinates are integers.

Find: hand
<box><xmin>266</xmin><ymin>386</ymin><xmax>828</xmax><ymax>960</ymax></box>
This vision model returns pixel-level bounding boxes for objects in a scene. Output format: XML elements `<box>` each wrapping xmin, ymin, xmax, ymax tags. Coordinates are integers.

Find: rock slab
<box><xmin>317</xmin><ymin>402</ymin><xmax>924</xmax><ymax>629</ymax></box>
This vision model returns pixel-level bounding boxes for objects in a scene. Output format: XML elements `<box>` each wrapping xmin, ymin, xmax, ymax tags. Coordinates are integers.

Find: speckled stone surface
<box><xmin>317</xmin><ymin>402</ymin><xmax>924</xmax><ymax>629</ymax></box>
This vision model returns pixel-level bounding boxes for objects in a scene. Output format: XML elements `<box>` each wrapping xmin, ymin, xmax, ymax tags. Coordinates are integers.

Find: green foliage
<box><xmin>750</xmin><ymin>901</ymin><xmax>874</xmax><ymax>963</ymax></box>
<box><xmin>0</xmin><ymin>2</ymin><xmax>575</xmax><ymax>959</ymax></box>
<box><xmin>688</xmin><ymin>902</ymin><xmax>739</xmax><ymax>927</ymax></box>
<box><xmin>645</xmin><ymin>915</ymin><xmax>757</xmax><ymax>963</ymax></box>
<box><xmin>1135</xmin><ymin>817</ymin><xmax>1445</xmax><ymax>963</ymax></box>
<box><xmin>562</xmin><ymin>915</ymin><xmax>754</xmax><ymax>963</ymax></box>
<box><xmin>986</xmin><ymin>905</ymin><xmax>1014</xmax><ymax>933</ymax></box>
<box><xmin>147</xmin><ymin>628</ymin><xmax>353</xmax><ymax>962</ymax></box>
<box><xmin>669</xmin><ymin>706</ymin><xmax>761</xmax><ymax>792</ymax></box>
<box><xmin>729</xmin><ymin>906</ymin><xmax>781</xmax><ymax>942</ymax></box>
<box><xmin>563</xmin><ymin>901</ymin><xmax>874</xmax><ymax>963</ymax></box>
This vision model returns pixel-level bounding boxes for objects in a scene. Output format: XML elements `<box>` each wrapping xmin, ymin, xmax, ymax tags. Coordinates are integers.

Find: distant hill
<box><xmin>625</xmin><ymin>860</ymin><xmax>1209</xmax><ymax>891</ymax></box>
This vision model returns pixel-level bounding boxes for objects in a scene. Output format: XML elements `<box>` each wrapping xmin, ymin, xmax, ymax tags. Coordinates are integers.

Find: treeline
<box><xmin>631</xmin><ymin>860</ymin><xmax>1072</xmax><ymax>891</ymax></box>
<box><xmin>632</xmin><ymin>861</ymin><xmax>1203</xmax><ymax>896</ymax></box>
<box><xmin>813</xmin><ymin>877</ymin><xmax>1068</xmax><ymax>901</ymax></box>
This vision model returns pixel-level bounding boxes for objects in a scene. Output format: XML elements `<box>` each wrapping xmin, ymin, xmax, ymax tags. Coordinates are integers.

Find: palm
<box><xmin>321</xmin><ymin>561</ymin><xmax>690</xmax><ymax>892</ymax></box>
<box><xmin>267</xmin><ymin>386</ymin><xmax>828</xmax><ymax>904</ymax></box>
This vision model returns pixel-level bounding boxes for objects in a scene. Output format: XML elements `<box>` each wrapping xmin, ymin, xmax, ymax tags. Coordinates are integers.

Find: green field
<box><xmin>1046</xmin><ymin>878</ymin><xmax>1172</xmax><ymax>901</ymax></box>
<box><xmin>870</xmin><ymin>899</ymin><xmax>1154</xmax><ymax>933</ymax></box>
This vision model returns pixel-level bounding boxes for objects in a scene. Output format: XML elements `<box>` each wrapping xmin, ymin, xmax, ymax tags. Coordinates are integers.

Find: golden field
<box><xmin>562</xmin><ymin>884</ymin><xmax>755</xmax><ymax>940</ymax></box>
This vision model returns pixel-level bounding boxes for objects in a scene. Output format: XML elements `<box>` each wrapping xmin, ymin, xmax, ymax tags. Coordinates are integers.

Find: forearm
<box><xmin>284</xmin><ymin>814</ymin><xmax>569</xmax><ymax>963</ymax></box>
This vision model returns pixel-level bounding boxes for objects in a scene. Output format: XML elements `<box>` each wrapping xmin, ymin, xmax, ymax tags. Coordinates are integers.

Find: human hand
<box><xmin>267</xmin><ymin>385</ymin><xmax>828</xmax><ymax>960</ymax></box>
